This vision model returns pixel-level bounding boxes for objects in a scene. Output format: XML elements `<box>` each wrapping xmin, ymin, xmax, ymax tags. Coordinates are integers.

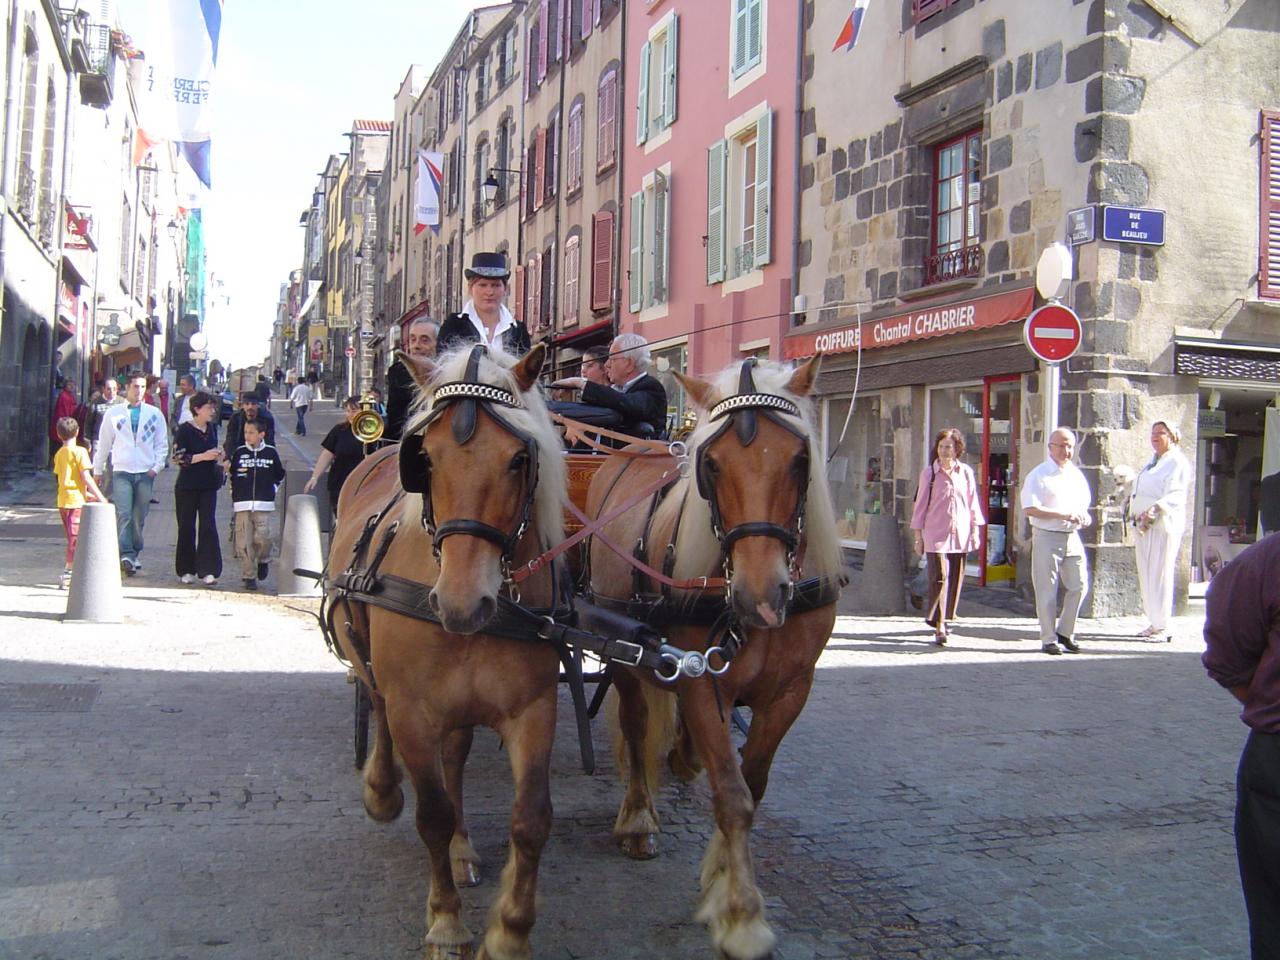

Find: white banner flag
<box><xmin>415</xmin><ymin>151</ymin><xmax>443</xmax><ymax>235</ymax></box>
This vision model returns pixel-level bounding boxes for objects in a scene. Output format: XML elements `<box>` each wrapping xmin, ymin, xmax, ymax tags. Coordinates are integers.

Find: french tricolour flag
<box><xmin>833</xmin><ymin>0</ymin><xmax>870</xmax><ymax>53</ymax></box>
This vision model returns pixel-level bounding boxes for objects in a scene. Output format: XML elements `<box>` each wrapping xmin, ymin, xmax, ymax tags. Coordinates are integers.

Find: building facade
<box><xmin>789</xmin><ymin>0</ymin><xmax>1280</xmax><ymax>614</ymax></box>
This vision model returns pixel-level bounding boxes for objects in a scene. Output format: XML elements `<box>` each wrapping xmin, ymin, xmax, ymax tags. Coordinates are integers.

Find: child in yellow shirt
<box><xmin>52</xmin><ymin>417</ymin><xmax>105</xmax><ymax>587</ymax></box>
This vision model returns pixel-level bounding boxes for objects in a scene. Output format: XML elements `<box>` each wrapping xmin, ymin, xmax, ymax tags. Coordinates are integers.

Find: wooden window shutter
<box><xmin>513</xmin><ymin>265</ymin><xmax>525</xmax><ymax>323</ymax></box>
<box><xmin>538</xmin><ymin>0</ymin><xmax>550</xmax><ymax>80</ymax></box>
<box><xmin>662</xmin><ymin>16</ymin><xmax>678</xmax><ymax>129</ymax></box>
<box><xmin>541</xmin><ymin>249</ymin><xmax>554</xmax><ymax>327</ymax></box>
<box><xmin>731</xmin><ymin>0</ymin><xmax>749</xmax><ymax>77</ymax></box>
<box><xmin>706</xmin><ymin>139</ymin><xmax>727</xmax><ymax>283</ymax></box>
<box><xmin>564</xmin><ymin>237</ymin><xmax>580</xmax><ymax>325</ymax></box>
<box><xmin>753</xmin><ymin>110</ymin><xmax>773</xmax><ymax>267</ymax></box>
<box><xmin>568</xmin><ymin>105</ymin><xmax>583</xmax><ymax>192</ymax></box>
<box><xmin>526</xmin><ymin>141</ymin><xmax>538</xmax><ymax>218</ymax></box>
<box><xmin>635</xmin><ymin>42</ymin><xmax>651</xmax><ymax>145</ymax></box>
<box><xmin>628</xmin><ymin>190</ymin><xmax>644</xmax><ymax>312</ymax></box>
<box><xmin>598</xmin><ymin>71</ymin><xmax>616</xmax><ymax>169</ymax></box>
<box><xmin>747</xmin><ymin>0</ymin><xmax>762</xmax><ymax>67</ymax></box>
<box><xmin>1262</xmin><ymin>110</ymin><xmax>1280</xmax><ymax>300</ymax></box>
<box><xmin>591</xmin><ymin>210</ymin><xmax>614</xmax><ymax>310</ymax></box>
<box><xmin>582</xmin><ymin>0</ymin><xmax>593</xmax><ymax>40</ymax></box>
<box><xmin>545</xmin><ymin>115</ymin><xmax>558</xmax><ymax>201</ymax></box>
<box><xmin>652</xmin><ymin>172</ymin><xmax>669</xmax><ymax>303</ymax></box>
<box><xmin>534</xmin><ymin>128</ymin><xmax>547</xmax><ymax>210</ymax></box>
<box><xmin>526</xmin><ymin>255</ymin><xmax>541</xmax><ymax>324</ymax></box>
<box><xmin>525</xmin><ymin>23</ymin><xmax>536</xmax><ymax>100</ymax></box>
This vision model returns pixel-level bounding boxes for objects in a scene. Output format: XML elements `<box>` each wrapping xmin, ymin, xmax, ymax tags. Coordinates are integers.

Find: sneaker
<box><xmin>242</xmin><ymin>578</ymin><xmax>258</xmax><ymax>591</ymax></box>
<box><xmin>59</xmin><ymin>569</ymin><xmax>72</xmax><ymax>588</ymax></box>
<box><xmin>179</xmin><ymin>573</ymin><xmax>195</xmax><ymax>585</ymax></box>
<box><xmin>1041</xmin><ymin>643</ymin><xmax>1063</xmax><ymax>656</ymax></box>
<box><xmin>202</xmin><ymin>575</ymin><xmax>218</xmax><ymax>586</ymax></box>
<box><xmin>1057</xmin><ymin>633</ymin><xmax>1081</xmax><ymax>654</ymax></box>
<box><xmin>257</xmin><ymin>561</ymin><xmax>269</xmax><ymax>580</ymax></box>
<box><xmin>121</xmin><ymin>558</ymin><xmax>136</xmax><ymax>576</ymax></box>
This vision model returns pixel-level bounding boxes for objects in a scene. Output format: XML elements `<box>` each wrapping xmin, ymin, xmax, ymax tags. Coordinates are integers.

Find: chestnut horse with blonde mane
<box><xmin>585</xmin><ymin>356</ymin><xmax>843</xmax><ymax>960</ymax></box>
<box><xmin>326</xmin><ymin>343</ymin><xmax>567</xmax><ymax>960</ymax></box>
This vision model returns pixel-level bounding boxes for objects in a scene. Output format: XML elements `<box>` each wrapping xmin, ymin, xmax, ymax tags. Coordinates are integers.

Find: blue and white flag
<box><xmin>140</xmin><ymin>0</ymin><xmax>222</xmax><ymax>207</ymax></box>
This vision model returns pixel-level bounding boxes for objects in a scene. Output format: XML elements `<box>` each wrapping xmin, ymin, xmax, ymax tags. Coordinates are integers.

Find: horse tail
<box><xmin>610</xmin><ymin>679</ymin><xmax>677</xmax><ymax>790</ymax></box>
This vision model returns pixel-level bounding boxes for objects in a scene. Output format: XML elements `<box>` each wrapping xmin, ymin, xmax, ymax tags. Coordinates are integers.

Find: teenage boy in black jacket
<box><xmin>229</xmin><ymin>419</ymin><xmax>285</xmax><ymax>591</ymax></box>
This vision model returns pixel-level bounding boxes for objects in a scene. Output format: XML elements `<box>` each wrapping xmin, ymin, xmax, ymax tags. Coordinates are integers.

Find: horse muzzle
<box><xmin>428</xmin><ymin>588</ymin><xmax>498</xmax><ymax>635</ymax></box>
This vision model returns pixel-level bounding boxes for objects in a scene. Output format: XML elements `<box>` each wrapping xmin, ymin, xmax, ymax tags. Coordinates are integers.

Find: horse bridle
<box><xmin>694</xmin><ymin>359</ymin><xmax>811</xmax><ymax>571</ymax></box>
<box><xmin>398</xmin><ymin>345</ymin><xmax>540</xmax><ymax>562</ymax></box>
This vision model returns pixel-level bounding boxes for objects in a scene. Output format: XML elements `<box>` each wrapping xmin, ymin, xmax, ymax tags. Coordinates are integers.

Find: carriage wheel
<box><xmin>353</xmin><ymin>676</ymin><xmax>371</xmax><ymax>770</ymax></box>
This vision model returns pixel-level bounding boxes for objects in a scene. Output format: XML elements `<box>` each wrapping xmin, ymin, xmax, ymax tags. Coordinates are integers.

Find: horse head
<box><xmin>398</xmin><ymin>342</ymin><xmax>557</xmax><ymax>634</ymax></box>
<box><xmin>677</xmin><ymin>356</ymin><xmax>830</xmax><ymax>629</ymax></box>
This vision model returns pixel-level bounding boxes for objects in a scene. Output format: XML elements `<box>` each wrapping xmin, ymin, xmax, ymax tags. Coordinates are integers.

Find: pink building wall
<box><xmin>621</xmin><ymin>0</ymin><xmax>800</xmax><ymax>376</ymax></box>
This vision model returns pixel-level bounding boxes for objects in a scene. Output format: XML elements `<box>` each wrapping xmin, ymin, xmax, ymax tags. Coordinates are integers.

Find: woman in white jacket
<box><xmin>1129</xmin><ymin>421</ymin><xmax>1192</xmax><ymax>641</ymax></box>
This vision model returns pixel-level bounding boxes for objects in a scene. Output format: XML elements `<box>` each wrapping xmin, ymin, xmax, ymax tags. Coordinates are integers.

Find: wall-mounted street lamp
<box><xmin>482</xmin><ymin>166</ymin><xmax>522</xmax><ymax>206</ymax></box>
<box><xmin>167</xmin><ymin>218</ymin><xmax>179</xmax><ymax>241</ymax></box>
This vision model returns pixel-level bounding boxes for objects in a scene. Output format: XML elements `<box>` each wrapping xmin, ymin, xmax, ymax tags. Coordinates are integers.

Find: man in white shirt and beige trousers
<box><xmin>1020</xmin><ymin>427</ymin><xmax>1093</xmax><ymax>655</ymax></box>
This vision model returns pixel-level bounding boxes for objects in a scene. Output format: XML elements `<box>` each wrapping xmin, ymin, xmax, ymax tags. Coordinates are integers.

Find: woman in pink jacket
<box><xmin>911</xmin><ymin>427</ymin><xmax>986</xmax><ymax>646</ymax></box>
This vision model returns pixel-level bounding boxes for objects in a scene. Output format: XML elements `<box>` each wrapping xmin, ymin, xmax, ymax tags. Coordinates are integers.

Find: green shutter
<box><xmin>635</xmin><ymin>41</ymin><xmax>651</xmax><ymax>145</ymax></box>
<box><xmin>663</xmin><ymin>17</ymin><xmax>678</xmax><ymax>128</ymax></box>
<box><xmin>731</xmin><ymin>0</ymin><xmax>748</xmax><ymax>77</ymax></box>
<box><xmin>753</xmin><ymin>111</ymin><xmax>772</xmax><ymax>267</ymax></box>
<box><xmin>706</xmin><ymin>140</ymin><xmax>727</xmax><ymax>283</ymax></box>
<box><xmin>653</xmin><ymin>172</ymin><xmax>669</xmax><ymax>303</ymax></box>
<box><xmin>747</xmin><ymin>0</ymin><xmax>762</xmax><ymax>69</ymax></box>
<box><xmin>629</xmin><ymin>190</ymin><xmax>644</xmax><ymax>312</ymax></box>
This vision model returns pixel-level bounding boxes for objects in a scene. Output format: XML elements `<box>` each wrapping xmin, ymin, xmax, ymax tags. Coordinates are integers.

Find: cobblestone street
<box><xmin>0</xmin><ymin>402</ymin><xmax>1250</xmax><ymax>960</ymax></box>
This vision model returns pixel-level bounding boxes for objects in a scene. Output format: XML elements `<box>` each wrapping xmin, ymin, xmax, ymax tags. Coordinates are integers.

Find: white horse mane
<box><xmin>404</xmin><ymin>345</ymin><xmax>566</xmax><ymax>549</ymax></box>
<box><xmin>658</xmin><ymin>359</ymin><xmax>843</xmax><ymax>584</ymax></box>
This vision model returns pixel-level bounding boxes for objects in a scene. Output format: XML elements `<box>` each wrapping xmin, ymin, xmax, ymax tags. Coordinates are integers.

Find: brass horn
<box><xmin>352</xmin><ymin>396</ymin><xmax>385</xmax><ymax>444</ymax></box>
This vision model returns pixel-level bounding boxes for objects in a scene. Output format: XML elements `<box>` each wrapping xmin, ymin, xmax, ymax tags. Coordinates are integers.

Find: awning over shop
<box><xmin>784</xmin><ymin>283</ymin><xmax>1035</xmax><ymax>359</ymax></box>
<box><xmin>103</xmin><ymin>328</ymin><xmax>145</xmax><ymax>367</ymax></box>
<box><xmin>297</xmin><ymin>283</ymin><xmax>323</xmax><ymax>321</ymax></box>
<box><xmin>552</xmin><ymin>319</ymin><xmax>612</xmax><ymax>347</ymax></box>
<box><xmin>1174</xmin><ymin>337</ymin><xmax>1280</xmax><ymax>383</ymax></box>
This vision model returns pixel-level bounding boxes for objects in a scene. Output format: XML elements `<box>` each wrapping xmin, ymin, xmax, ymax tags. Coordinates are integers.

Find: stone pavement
<box><xmin>0</xmin><ymin>398</ymin><xmax>1251</xmax><ymax>959</ymax></box>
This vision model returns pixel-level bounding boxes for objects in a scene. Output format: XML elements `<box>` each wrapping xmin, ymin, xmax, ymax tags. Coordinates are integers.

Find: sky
<box><xmin>116</xmin><ymin>0</ymin><xmax>495</xmax><ymax>370</ymax></box>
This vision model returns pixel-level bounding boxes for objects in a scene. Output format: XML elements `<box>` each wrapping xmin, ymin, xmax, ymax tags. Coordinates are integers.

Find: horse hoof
<box><xmin>426</xmin><ymin>942</ymin><xmax>474</xmax><ymax>960</ymax></box>
<box><xmin>452</xmin><ymin>860</ymin><xmax>482</xmax><ymax>887</ymax></box>
<box><xmin>618</xmin><ymin>832</ymin><xmax>659</xmax><ymax>860</ymax></box>
<box><xmin>363</xmin><ymin>784</ymin><xmax>405</xmax><ymax>823</ymax></box>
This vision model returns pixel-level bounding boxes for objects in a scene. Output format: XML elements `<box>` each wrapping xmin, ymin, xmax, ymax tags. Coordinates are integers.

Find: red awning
<box><xmin>552</xmin><ymin>319</ymin><xmax>612</xmax><ymax>346</ymax></box>
<box><xmin>784</xmin><ymin>285</ymin><xmax>1035</xmax><ymax>360</ymax></box>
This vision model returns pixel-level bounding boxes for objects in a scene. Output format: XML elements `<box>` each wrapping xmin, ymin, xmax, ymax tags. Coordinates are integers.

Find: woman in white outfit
<box><xmin>1129</xmin><ymin>421</ymin><xmax>1192</xmax><ymax>641</ymax></box>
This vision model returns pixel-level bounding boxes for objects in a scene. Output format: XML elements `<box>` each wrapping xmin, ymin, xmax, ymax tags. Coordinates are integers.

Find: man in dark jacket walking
<box><xmin>223</xmin><ymin>393</ymin><xmax>276</xmax><ymax>464</ymax></box>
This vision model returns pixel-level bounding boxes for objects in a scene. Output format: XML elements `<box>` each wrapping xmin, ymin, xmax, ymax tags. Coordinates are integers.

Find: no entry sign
<box><xmin>1023</xmin><ymin>303</ymin><xmax>1082</xmax><ymax>364</ymax></box>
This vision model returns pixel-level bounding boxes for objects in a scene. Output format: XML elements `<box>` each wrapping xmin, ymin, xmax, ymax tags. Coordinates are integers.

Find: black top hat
<box><xmin>464</xmin><ymin>251</ymin><xmax>510</xmax><ymax>281</ymax></box>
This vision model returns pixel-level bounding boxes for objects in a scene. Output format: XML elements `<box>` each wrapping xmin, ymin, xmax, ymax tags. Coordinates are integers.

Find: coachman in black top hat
<box><xmin>437</xmin><ymin>251</ymin><xmax>532</xmax><ymax>355</ymax></box>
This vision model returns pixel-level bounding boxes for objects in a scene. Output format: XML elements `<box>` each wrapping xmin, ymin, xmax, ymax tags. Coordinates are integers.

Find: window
<box><xmin>526</xmin><ymin>17</ymin><xmax>542</xmax><ymax>99</ymax></box>
<box><xmin>15</xmin><ymin>44</ymin><xmax>38</xmax><ymax>223</ymax></box>
<box><xmin>926</xmin><ymin>128</ymin><xmax>982</xmax><ymax>285</ymax></box>
<box><xmin>651</xmin><ymin>344</ymin><xmax>686</xmax><ymax>434</ymax></box>
<box><xmin>38</xmin><ymin>72</ymin><xmax>56</xmax><ymax>246</ymax></box>
<box><xmin>566</xmin><ymin>101</ymin><xmax>584</xmax><ymax>194</ymax></box>
<box><xmin>563</xmin><ymin>235</ymin><xmax>581</xmax><ymax>326</ymax></box>
<box><xmin>497</xmin><ymin>28</ymin><xmax>515</xmax><ymax>87</ymax></box>
<box><xmin>730</xmin><ymin>0</ymin><xmax>762</xmax><ymax>79</ymax></box>
<box><xmin>579</xmin><ymin>0</ymin><xmax>593</xmax><ymax>43</ymax></box>
<box><xmin>545</xmin><ymin>0</ymin><xmax>561</xmax><ymax>66</ymax></box>
<box><xmin>591</xmin><ymin>210</ymin><xmax>615</xmax><ymax>311</ymax></box>
<box><xmin>636</xmin><ymin>15</ymin><xmax>678</xmax><ymax>145</ymax></box>
<box><xmin>447</xmin><ymin>138</ymin><xmax>461</xmax><ymax>213</ymax></box>
<box><xmin>496</xmin><ymin>117</ymin><xmax>514</xmax><ymax>208</ymax></box>
<box><xmin>913</xmin><ymin>0</ymin><xmax>961</xmax><ymax>24</ymax></box>
<box><xmin>629</xmin><ymin>171</ymin><xmax>670</xmax><ymax>311</ymax></box>
<box><xmin>597</xmin><ymin>68</ymin><xmax>617</xmax><ymax>171</ymax></box>
<box><xmin>1261</xmin><ymin>110</ymin><xmax>1280</xmax><ymax>300</ymax></box>
<box><xmin>824</xmin><ymin>395</ymin><xmax>882</xmax><ymax>546</ymax></box>
<box><xmin>525</xmin><ymin>253</ymin><xmax>541</xmax><ymax>324</ymax></box>
<box><xmin>133</xmin><ymin>237</ymin><xmax>147</xmax><ymax>303</ymax></box>
<box><xmin>475</xmin><ymin>55</ymin><xmax>489</xmax><ymax>109</ymax></box>
<box><xmin>473</xmin><ymin>138</ymin><xmax>490</xmax><ymax>221</ymax></box>
<box><xmin>450</xmin><ymin>68</ymin><xmax>463</xmax><ymax>123</ymax></box>
<box><xmin>119</xmin><ymin>195</ymin><xmax>131</xmax><ymax>287</ymax></box>
<box><xmin>707</xmin><ymin>110</ymin><xmax>773</xmax><ymax>284</ymax></box>
<box><xmin>544</xmin><ymin>111</ymin><xmax>559</xmax><ymax>204</ymax></box>
<box><xmin>540</xmin><ymin>244</ymin><xmax>555</xmax><ymax>328</ymax></box>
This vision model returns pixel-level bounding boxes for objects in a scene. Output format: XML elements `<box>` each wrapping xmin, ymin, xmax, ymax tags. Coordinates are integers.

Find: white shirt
<box><xmin>93</xmin><ymin>402</ymin><xmax>169</xmax><ymax>475</ymax></box>
<box><xmin>290</xmin><ymin>382</ymin><xmax>314</xmax><ymax>408</ymax></box>
<box><xmin>1020</xmin><ymin>456</ymin><xmax>1092</xmax><ymax>532</ymax></box>
<box><xmin>460</xmin><ymin>300</ymin><xmax>516</xmax><ymax>350</ymax></box>
<box><xmin>176</xmin><ymin>392</ymin><xmax>195</xmax><ymax>425</ymax></box>
<box><xmin>1130</xmin><ymin>448</ymin><xmax>1191</xmax><ymax>525</ymax></box>
<box><xmin>618</xmin><ymin>372</ymin><xmax>645</xmax><ymax>392</ymax></box>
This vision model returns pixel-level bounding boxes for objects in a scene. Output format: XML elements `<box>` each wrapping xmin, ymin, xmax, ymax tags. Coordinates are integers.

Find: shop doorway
<box><xmin>926</xmin><ymin>375</ymin><xmax>1021</xmax><ymax>586</ymax></box>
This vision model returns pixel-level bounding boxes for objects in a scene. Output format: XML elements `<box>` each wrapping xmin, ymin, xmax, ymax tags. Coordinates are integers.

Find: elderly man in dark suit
<box><xmin>384</xmin><ymin>317</ymin><xmax>438</xmax><ymax>442</ymax></box>
<box><xmin>552</xmin><ymin>332</ymin><xmax>668</xmax><ymax>439</ymax></box>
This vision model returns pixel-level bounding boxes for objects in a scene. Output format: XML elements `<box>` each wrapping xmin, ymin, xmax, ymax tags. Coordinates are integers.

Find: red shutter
<box><xmin>913</xmin><ymin>0</ymin><xmax>950</xmax><ymax>23</ymax></box>
<box><xmin>1262</xmin><ymin>110</ymin><xmax>1280</xmax><ymax>300</ymax></box>
<box><xmin>591</xmin><ymin>210</ymin><xmax>614</xmax><ymax>311</ymax></box>
<box><xmin>534</xmin><ymin>128</ymin><xmax>547</xmax><ymax>209</ymax></box>
<box><xmin>513</xmin><ymin>265</ymin><xmax>525</xmax><ymax>323</ymax></box>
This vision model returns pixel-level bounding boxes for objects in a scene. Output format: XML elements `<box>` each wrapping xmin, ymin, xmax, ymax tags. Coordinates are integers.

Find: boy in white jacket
<box><xmin>92</xmin><ymin>374</ymin><xmax>169</xmax><ymax>574</ymax></box>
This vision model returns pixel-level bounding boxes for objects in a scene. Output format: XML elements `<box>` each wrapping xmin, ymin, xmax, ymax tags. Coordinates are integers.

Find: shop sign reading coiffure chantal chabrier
<box><xmin>783</xmin><ymin>286</ymin><xmax>1035</xmax><ymax>360</ymax></box>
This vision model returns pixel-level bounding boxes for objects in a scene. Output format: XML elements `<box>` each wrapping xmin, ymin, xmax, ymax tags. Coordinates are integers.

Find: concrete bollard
<box><xmin>278</xmin><ymin>494</ymin><xmax>324</xmax><ymax>597</ymax></box>
<box><xmin>64</xmin><ymin>501</ymin><xmax>123</xmax><ymax>623</ymax></box>
<box><xmin>849</xmin><ymin>513</ymin><xmax>908</xmax><ymax>616</ymax></box>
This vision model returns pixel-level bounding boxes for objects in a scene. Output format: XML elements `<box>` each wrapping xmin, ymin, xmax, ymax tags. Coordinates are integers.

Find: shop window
<box><xmin>824</xmin><ymin>395</ymin><xmax>882</xmax><ymax>546</ymax></box>
<box><xmin>651</xmin><ymin>343</ymin><xmax>686</xmax><ymax>434</ymax></box>
<box><xmin>926</xmin><ymin>129</ymin><xmax>982</xmax><ymax>286</ymax></box>
<box><xmin>636</xmin><ymin>13</ymin><xmax>678</xmax><ymax>145</ymax></box>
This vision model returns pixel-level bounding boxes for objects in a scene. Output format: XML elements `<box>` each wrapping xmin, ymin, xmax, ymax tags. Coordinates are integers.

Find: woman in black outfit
<box><xmin>172</xmin><ymin>391</ymin><xmax>225</xmax><ymax>586</ymax></box>
<box><xmin>436</xmin><ymin>252</ymin><xmax>532</xmax><ymax>355</ymax></box>
<box><xmin>304</xmin><ymin>396</ymin><xmax>368</xmax><ymax>519</ymax></box>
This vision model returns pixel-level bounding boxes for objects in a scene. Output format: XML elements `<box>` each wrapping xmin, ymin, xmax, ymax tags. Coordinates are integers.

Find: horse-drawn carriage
<box><xmin>318</xmin><ymin>343</ymin><xmax>845</xmax><ymax>960</ymax></box>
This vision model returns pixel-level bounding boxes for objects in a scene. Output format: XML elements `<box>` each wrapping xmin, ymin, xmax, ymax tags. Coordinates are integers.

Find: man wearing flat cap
<box><xmin>437</xmin><ymin>251</ymin><xmax>532</xmax><ymax>355</ymax></box>
<box><xmin>223</xmin><ymin>391</ymin><xmax>277</xmax><ymax>465</ymax></box>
